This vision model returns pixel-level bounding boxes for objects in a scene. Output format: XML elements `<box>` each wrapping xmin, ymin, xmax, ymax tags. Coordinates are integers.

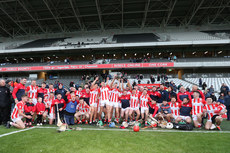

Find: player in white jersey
<box><xmin>7</xmin><ymin>95</ymin><xmax>32</xmax><ymax>129</ymax></box>
<box><xmin>26</xmin><ymin>80</ymin><xmax>38</xmax><ymax>105</ymax></box>
<box><xmin>89</xmin><ymin>77</ymin><xmax>99</xmax><ymax>124</ymax></box>
<box><xmin>98</xmin><ymin>77</ymin><xmax>110</xmax><ymax>122</ymax></box>
<box><xmin>191</xmin><ymin>91</ymin><xmax>206</xmax><ymax>128</ymax></box>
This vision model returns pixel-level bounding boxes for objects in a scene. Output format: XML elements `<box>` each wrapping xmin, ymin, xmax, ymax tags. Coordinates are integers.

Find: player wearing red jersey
<box><xmin>7</xmin><ymin>95</ymin><xmax>32</xmax><ymax>129</ymax></box>
<box><xmin>46</xmin><ymin>92</ymin><xmax>55</xmax><ymax>125</ymax></box>
<box><xmin>46</xmin><ymin>83</ymin><xmax>56</xmax><ymax>99</ymax></box>
<box><xmin>37</xmin><ymin>82</ymin><xmax>47</xmax><ymax>100</ymax></box>
<box><xmin>191</xmin><ymin>91</ymin><xmax>206</xmax><ymax>128</ymax></box>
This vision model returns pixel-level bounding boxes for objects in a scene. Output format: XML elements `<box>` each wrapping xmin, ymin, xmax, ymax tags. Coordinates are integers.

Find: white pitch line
<box><xmin>35</xmin><ymin>126</ymin><xmax>230</xmax><ymax>134</ymax></box>
<box><xmin>0</xmin><ymin>127</ymin><xmax>35</xmax><ymax>138</ymax></box>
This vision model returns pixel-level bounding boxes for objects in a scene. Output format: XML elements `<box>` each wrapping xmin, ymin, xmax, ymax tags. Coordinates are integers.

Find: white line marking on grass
<box><xmin>35</xmin><ymin>126</ymin><xmax>230</xmax><ymax>134</ymax></box>
<box><xmin>0</xmin><ymin>127</ymin><xmax>35</xmax><ymax>138</ymax></box>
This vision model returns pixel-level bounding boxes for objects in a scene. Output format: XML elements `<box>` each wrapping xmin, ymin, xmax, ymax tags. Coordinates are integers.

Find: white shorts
<box><xmin>192</xmin><ymin>115</ymin><xmax>198</xmax><ymax>121</ymax></box>
<box><xmin>121</xmin><ymin>107</ymin><xmax>130</xmax><ymax>112</ymax></box>
<box><xmin>179</xmin><ymin>115</ymin><xmax>190</xmax><ymax>120</ymax></box>
<box><xmin>90</xmin><ymin>103</ymin><xmax>97</xmax><ymax>107</ymax></box>
<box><xmin>11</xmin><ymin>117</ymin><xmax>22</xmax><ymax>123</ymax></box>
<box><xmin>32</xmin><ymin>98</ymin><xmax>37</xmax><ymax>105</ymax></box>
<box><xmin>49</xmin><ymin>113</ymin><xmax>55</xmax><ymax>119</ymax></box>
<box><xmin>113</xmin><ymin>102</ymin><xmax>121</xmax><ymax>108</ymax></box>
<box><xmin>130</xmin><ymin>107</ymin><xmax>139</xmax><ymax>111</ymax></box>
<box><xmin>100</xmin><ymin>100</ymin><xmax>109</xmax><ymax>107</ymax></box>
<box><xmin>173</xmin><ymin>115</ymin><xmax>179</xmax><ymax>119</ymax></box>
<box><xmin>141</xmin><ymin>107</ymin><xmax>148</xmax><ymax>114</ymax></box>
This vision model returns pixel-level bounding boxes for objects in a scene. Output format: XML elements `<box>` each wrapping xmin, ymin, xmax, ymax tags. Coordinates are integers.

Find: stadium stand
<box><xmin>112</xmin><ymin>33</ymin><xmax>160</xmax><ymax>43</ymax></box>
<box><xmin>16</xmin><ymin>38</ymin><xmax>67</xmax><ymax>48</ymax></box>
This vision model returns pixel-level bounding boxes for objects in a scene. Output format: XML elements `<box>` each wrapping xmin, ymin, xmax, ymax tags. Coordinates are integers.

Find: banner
<box><xmin>0</xmin><ymin>62</ymin><xmax>174</xmax><ymax>72</ymax></box>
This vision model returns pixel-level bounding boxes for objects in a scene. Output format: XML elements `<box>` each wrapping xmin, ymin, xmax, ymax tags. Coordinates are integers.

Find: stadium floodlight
<box><xmin>22</xmin><ymin>58</ymin><xmax>26</xmax><ymax>60</ymax></box>
<box><xmin>113</xmin><ymin>54</ymin><xmax>116</xmax><ymax>57</ymax></box>
<box><xmin>102</xmin><ymin>54</ymin><xmax>104</xmax><ymax>57</ymax></box>
<box><xmin>134</xmin><ymin>53</ymin><xmax>137</xmax><ymax>56</ymax></box>
<box><xmin>124</xmin><ymin>54</ymin><xmax>127</xmax><ymax>56</ymax></box>
<box><xmin>204</xmin><ymin>51</ymin><xmax>208</xmax><ymax>54</ymax></box>
<box><xmin>82</xmin><ymin>55</ymin><xmax>85</xmax><ymax>58</ymax></box>
<box><xmin>159</xmin><ymin>52</ymin><xmax>161</xmax><ymax>55</ymax></box>
<box><xmin>47</xmin><ymin>57</ymin><xmax>50</xmax><ymax>59</ymax></box>
<box><xmin>192</xmin><ymin>52</ymin><xmax>196</xmax><ymax>55</ymax></box>
<box><xmin>218</xmin><ymin>51</ymin><xmax>222</xmax><ymax>54</ymax></box>
<box><xmin>147</xmin><ymin>53</ymin><xmax>149</xmax><ymax>55</ymax></box>
<box><xmin>14</xmin><ymin>58</ymin><xmax>17</xmax><ymax>61</ymax></box>
<box><xmin>30</xmin><ymin>58</ymin><xmax>33</xmax><ymax>60</ymax></box>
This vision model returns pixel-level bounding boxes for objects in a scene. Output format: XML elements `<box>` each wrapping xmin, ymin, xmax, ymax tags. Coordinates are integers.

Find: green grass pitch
<box><xmin>1</xmin><ymin>120</ymin><xmax>230</xmax><ymax>153</ymax></box>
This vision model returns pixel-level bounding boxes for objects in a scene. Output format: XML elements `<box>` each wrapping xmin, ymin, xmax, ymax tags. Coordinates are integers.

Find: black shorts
<box><xmin>211</xmin><ymin>115</ymin><xmax>219</xmax><ymax>124</ymax></box>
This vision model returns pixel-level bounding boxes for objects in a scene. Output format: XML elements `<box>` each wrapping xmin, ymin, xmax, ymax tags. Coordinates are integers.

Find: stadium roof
<box><xmin>0</xmin><ymin>0</ymin><xmax>229</xmax><ymax>37</ymax></box>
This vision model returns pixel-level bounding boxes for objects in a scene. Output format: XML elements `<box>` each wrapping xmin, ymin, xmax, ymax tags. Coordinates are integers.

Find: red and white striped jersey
<box><xmin>140</xmin><ymin>94</ymin><xmax>151</xmax><ymax>108</ymax></box>
<box><xmin>170</xmin><ymin>102</ymin><xmax>181</xmax><ymax>116</ymax></box>
<box><xmin>75</xmin><ymin>90</ymin><xmax>82</xmax><ymax>97</ymax></box>
<box><xmin>110</xmin><ymin>88</ymin><xmax>120</xmax><ymax>103</ymax></box>
<box><xmin>204</xmin><ymin>104</ymin><xmax>216</xmax><ymax>120</ymax></box>
<box><xmin>11</xmin><ymin>101</ymin><xmax>24</xmax><ymax>119</ymax></box>
<box><xmin>49</xmin><ymin>98</ymin><xmax>56</xmax><ymax>115</ymax></box>
<box><xmin>191</xmin><ymin>98</ymin><xmax>206</xmax><ymax>115</ymax></box>
<box><xmin>77</xmin><ymin>102</ymin><xmax>90</xmax><ymax>113</ymax></box>
<box><xmin>99</xmin><ymin>85</ymin><xmax>110</xmax><ymax>101</ymax></box>
<box><xmin>46</xmin><ymin>88</ymin><xmax>56</xmax><ymax>98</ymax></box>
<box><xmin>130</xmin><ymin>94</ymin><xmax>140</xmax><ymax>108</ymax></box>
<box><xmin>26</xmin><ymin>85</ymin><xmax>38</xmax><ymax>99</ymax></box>
<box><xmin>90</xmin><ymin>89</ymin><xmax>99</xmax><ymax>105</ymax></box>
<box><xmin>44</xmin><ymin>98</ymin><xmax>55</xmax><ymax>108</ymax></box>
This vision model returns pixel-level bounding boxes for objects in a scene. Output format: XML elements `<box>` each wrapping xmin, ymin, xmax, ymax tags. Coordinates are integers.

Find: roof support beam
<box><xmin>0</xmin><ymin>3</ymin><xmax>28</xmax><ymax>34</ymax></box>
<box><xmin>209</xmin><ymin>0</ymin><xmax>230</xmax><ymax>24</ymax></box>
<box><xmin>121</xmin><ymin>0</ymin><xmax>124</xmax><ymax>29</ymax></box>
<box><xmin>164</xmin><ymin>0</ymin><xmax>177</xmax><ymax>26</ymax></box>
<box><xmin>43</xmin><ymin>0</ymin><xmax>64</xmax><ymax>32</ymax></box>
<box><xmin>0</xmin><ymin>21</ymin><xmax>13</xmax><ymax>37</ymax></box>
<box><xmin>185</xmin><ymin>0</ymin><xmax>205</xmax><ymax>26</ymax></box>
<box><xmin>68</xmin><ymin>0</ymin><xmax>84</xmax><ymax>31</ymax></box>
<box><xmin>17</xmin><ymin>0</ymin><xmax>46</xmax><ymax>33</ymax></box>
<box><xmin>141</xmin><ymin>0</ymin><xmax>150</xmax><ymax>29</ymax></box>
<box><xmin>95</xmin><ymin>0</ymin><xmax>104</xmax><ymax>30</ymax></box>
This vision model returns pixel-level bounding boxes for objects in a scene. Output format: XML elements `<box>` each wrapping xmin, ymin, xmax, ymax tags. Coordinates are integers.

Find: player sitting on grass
<box><xmin>64</xmin><ymin>93</ymin><xmax>78</xmax><ymax>125</ymax></box>
<box><xmin>7</xmin><ymin>95</ymin><xmax>32</xmax><ymax>129</ymax></box>
<box><xmin>36</xmin><ymin>97</ymin><xmax>45</xmax><ymax>125</ymax></box>
<box><xmin>75</xmin><ymin>98</ymin><xmax>90</xmax><ymax>124</ymax></box>
<box><xmin>203</xmin><ymin>98</ymin><xmax>226</xmax><ymax>130</ymax></box>
<box><xmin>191</xmin><ymin>91</ymin><xmax>206</xmax><ymax>128</ymax></box>
<box><xmin>169</xmin><ymin>96</ymin><xmax>181</xmax><ymax>121</ymax></box>
<box><xmin>24</xmin><ymin>97</ymin><xmax>36</xmax><ymax>128</ymax></box>
<box><xmin>156</xmin><ymin>100</ymin><xmax>172</xmax><ymax>122</ymax></box>
<box><xmin>175</xmin><ymin>97</ymin><xmax>192</xmax><ymax>124</ymax></box>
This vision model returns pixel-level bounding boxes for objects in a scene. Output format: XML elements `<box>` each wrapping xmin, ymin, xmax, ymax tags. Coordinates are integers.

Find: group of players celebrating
<box><xmin>7</xmin><ymin>75</ymin><xmax>227</xmax><ymax>130</ymax></box>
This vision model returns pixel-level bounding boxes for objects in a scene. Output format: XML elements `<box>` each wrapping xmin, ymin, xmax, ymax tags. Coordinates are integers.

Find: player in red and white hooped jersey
<box><xmin>89</xmin><ymin>77</ymin><xmax>99</xmax><ymax>124</ymax></box>
<box><xmin>128</xmin><ymin>88</ymin><xmax>141</xmax><ymax>121</ymax></box>
<box><xmin>75</xmin><ymin>98</ymin><xmax>90</xmax><ymax>124</ymax></box>
<box><xmin>7</xmin><ymin>95</ymin><xmax>32</xmax><ymax>129</ymax></box>
<box><xmin>203</xmin><ymin>98</ymin><xmax>227</xmax><ymax>130</ymax></box>
<box><xmin>45</xmin><ymin>83</ymin><xmax>56</xmax><ymax>99</ymax></box>
<box><xmin>169</xmin><ymin>96</ymin><xmax>181</xmax><ymax>120</ymax></box>
<box><xmin>43</xmin><ymin>92</ymin><xmax>55</xmax><ymax>125</ymax></box>
<box><xmin>191</xmin><ymin>91</ymin><xmax>206</xmax><ymax>128</ymax></box>
<box><xmin>26</xmin><ymin>80</ymin><xmax>38</xmax><ymax>105</ymax></box>
<box><xmin>108</xmin><ymin>76</ymin><xmax>122</xmax><ymax>123</ymax></box>
<box><xmin>75</xmin><ymin>86</ymin><xmax>83</xmax><ymax>97</ymax></box>
<box><xmin>140</xmin><ymin>89</ymin><xmax>153</xmax><ymax>125</ymax></box>
<box><xmin>98</xmin><ymin>77</ymin><xmax>110</xmax><ymax>122</ymax></box>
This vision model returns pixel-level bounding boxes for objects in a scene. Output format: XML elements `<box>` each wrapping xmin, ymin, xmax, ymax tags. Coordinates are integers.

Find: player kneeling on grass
<box><xmin>175</xmin><ymin>97</ymin><xmax>192</xmax><ymax>124</ymax></box>
<box><xmin>203</xmin><ymin>98</ymin><xmax>226</xmax><ymax>130</ymax></box>
<box><xmin>64</xmin><ymin>93</ymin><xmax>78</xmax><ymax>125</ymax></box>
<box><xmin>75</xmin><ymin>98</ymin><xmax>90</xmax><ymax>124</ymax></box>
<box><xmin>156</xmin><ymin>100</ymin><xmax>172</xmax><ymax>122</ymax></box>
<box><xmin>24</xmin><ymin>97</ymin><xmax>36</xmax><ymax>128</ymax></box>
<box><xmin>7</xmin><ymin>95</ymin><xmax>32</xmax><ymax>129</ymax></box>
<box><xmin>36</xmin><ymin>97</ymin><xmax>46</xmax><ymax>126</ymax></box>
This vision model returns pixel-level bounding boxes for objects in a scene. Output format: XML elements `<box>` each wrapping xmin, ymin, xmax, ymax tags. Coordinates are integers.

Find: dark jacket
<box><xmin>55</xmin><ymin>88</ymin><xmax>67</xmax><ymax>101</ymax></box>
<box><xmin>159</xmin><ymin>90</ymin><xmax>169</xmax><ymax>103</ymax></box>
<box><xmin>224</xmin><ymin>95</ymin><xmax>230</xmax><ymax>106</ymax></box>
<box><xmin>0</xmin><ymin>86</ymin><xmax>11</xmax><ymax>107</ymax></box>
